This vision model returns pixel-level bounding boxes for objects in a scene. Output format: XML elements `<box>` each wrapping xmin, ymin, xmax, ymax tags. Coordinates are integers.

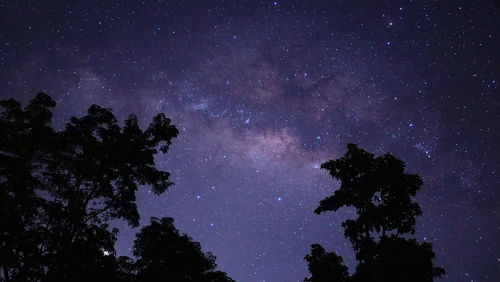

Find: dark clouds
<box><xmin>1</xmin><ymin>1</ymin><xmax>499</xmax><ymax>281</ymax></box>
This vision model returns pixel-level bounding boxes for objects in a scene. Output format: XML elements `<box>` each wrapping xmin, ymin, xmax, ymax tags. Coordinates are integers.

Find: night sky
<box><xmin>1</xmin><ymin>1</ymin><xmax>499</xmax><ymax>281</ymax></box>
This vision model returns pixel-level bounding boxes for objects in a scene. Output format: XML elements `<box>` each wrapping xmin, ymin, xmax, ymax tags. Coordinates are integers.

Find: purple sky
<box><xmin>1</xmin><ymin>1</ymin><xmax>498</xmax><ymax>281</ymax></box>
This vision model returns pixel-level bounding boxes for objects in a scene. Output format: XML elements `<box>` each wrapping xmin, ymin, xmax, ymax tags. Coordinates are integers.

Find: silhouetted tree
<box><xmin>0</xmin><ymin>93</ymin><xmax>56</xmax><ymax>281</ymax></box>
<box><xmin>315</xmin><ymin>144</ymin><xmax>423</xmax><ymax>257</ymax></box>
<box><xmin>133</xmin><ymin>217</ymin><xmax>234</xmax><ymax>282</ymax></box>
<box><xmin>115</xmin><ymin>256</ymin><xmax>137</xmax><ymax>282</ymax></box>
<box><xmin>352</xmin><ymin>236</ymin><xmax>445</xmax><ymax>282</ymax></box>
<box><xmin>0</xmin><ymin>93</ymin><xmax>178</xmax><ymax>281</ymax></box>
<box><xmin>304</xmin><ymin>244</ymin><xmax>350</xmax><ymax>282</ymax></box>
<box><xmin>306</xmin><ymin>144</ymin><xmax>444</xmax><ymax>281</ymax></box>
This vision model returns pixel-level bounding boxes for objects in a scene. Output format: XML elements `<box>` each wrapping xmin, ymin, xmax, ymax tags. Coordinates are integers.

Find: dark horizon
<box><xmin>0</xmin><ymin>1</ymin><xmax>498</xmax><ymax>281</ymax></box>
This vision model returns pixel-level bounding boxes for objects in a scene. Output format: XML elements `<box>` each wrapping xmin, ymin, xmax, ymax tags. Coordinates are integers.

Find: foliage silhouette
<box><xmin>305</xmin><ymin>144</ymin><xmax>444</xmax><ymax>281</ymax></box>
<box><xmin>133</xmin><ymin>217</ymin><xmax>234</xmax><ymax>282</ymax></box>
<box><xmin>0</xmin><ymin>93</ymin><xmax>232</xmax><ymax>281</ymax></box>
<box><xmin>304</xmin><ymin>244</ymin><xmax>350</xmax><ymax>282</ymax></box>
<box><xmin>352</xmin><ymin>236</ymin><xmax>445</xmax><ymax>282</ymax></box>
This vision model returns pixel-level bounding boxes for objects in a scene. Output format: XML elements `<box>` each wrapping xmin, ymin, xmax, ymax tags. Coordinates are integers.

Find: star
<box><xmin>0</xmin><ymin>1</ymin><xmax>496</xmax><ymax>281</ymax></box>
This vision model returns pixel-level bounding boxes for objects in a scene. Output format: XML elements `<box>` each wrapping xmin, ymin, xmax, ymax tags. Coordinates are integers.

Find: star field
<box><xmin>0</xmin><ymin>1</ymin><xmax>498</xmax><ymax>281</ymax></box>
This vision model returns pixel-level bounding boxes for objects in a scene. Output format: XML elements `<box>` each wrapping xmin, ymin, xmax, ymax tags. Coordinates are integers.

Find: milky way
<box><xmin>1</xmin><ymin>1</ymin><xmax>498</xmax><ymax>281</ymax></box>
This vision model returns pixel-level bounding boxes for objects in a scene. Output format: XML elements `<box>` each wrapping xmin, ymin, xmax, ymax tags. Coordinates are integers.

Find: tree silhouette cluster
<box><xmin>304</xmin><ymin>144</ymin><xmax>445</xmax><ymax>282</ymax></box>
<box><xmin>1</xmin><ymin>93</ymin><xmax>445</xmax><ymax>281</ymax></box>
<box><xmin>0</xmin><ymin>93</ymin><xmax>233</xmax><ymax>281</ymax></box>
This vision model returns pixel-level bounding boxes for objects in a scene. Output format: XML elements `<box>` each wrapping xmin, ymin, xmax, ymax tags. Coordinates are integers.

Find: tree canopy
<box><xmin>133</xmin><ymin>217</ymin><xmax>234</xmax><ymax>282</ymax></box>
<box><xmin>0</xmin><ymin>93</ymin><xmax>231</xmax><ymax>281</ymax></box>
<box><xmin>305</xmin><ymin>144</ymin><xmax>444</xmax><ymax>282</ymax></box>
<box><xmin>304</xmin><ymin>244</ymin><xmax>350</xmax><ymax>282</ymax></box>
